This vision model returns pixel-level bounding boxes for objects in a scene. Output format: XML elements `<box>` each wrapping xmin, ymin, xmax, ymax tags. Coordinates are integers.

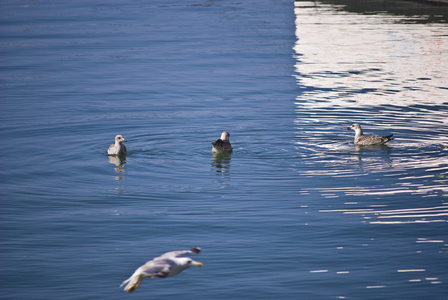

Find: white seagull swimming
<box><xmin>347</xmin><ymin>123</ymin><xmax>393</xmax><ymax>146</ymax></box>
<box><xmin>107</xmin><ymin>135</ymin><xmax>127</xmax><ymax>155</ymax></box>
<box><xmin>121</xmin><ymin>247</ymin><xmax>203</xmax><ymax>293</ymax></box>
<box><xmin>212</xmin><ymin>131</ymin><xmax>233</xmax><ymax>153</ymax></box>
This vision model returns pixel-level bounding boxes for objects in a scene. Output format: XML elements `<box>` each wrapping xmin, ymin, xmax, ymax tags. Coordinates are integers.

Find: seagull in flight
<box><xmin>121</xmin><ymin>247</ymin><xmax>203</xmax><ymax>293</ymax></box>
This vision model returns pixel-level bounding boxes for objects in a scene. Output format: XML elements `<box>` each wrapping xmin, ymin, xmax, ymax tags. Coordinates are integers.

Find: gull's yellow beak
<box><xmin>194</xmin><ymin>261</ymin><xmax>203</xmax><ymax>267</ymax></box>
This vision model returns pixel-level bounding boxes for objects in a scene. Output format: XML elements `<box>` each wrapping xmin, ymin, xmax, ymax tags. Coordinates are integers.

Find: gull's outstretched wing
<box><xmin>139</xmin><ymin>260</ymin><xmax>172</xmax><ymax>278</ymax></box>
<box><xmin>159</xmin><ymin>247</ymin><xmax>201</xmax><ymax>259</ymax></box>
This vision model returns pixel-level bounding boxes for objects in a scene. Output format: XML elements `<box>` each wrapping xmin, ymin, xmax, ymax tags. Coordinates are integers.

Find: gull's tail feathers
<box><xmin>121</xmin><ymin>273</ymin><xmax>143</xmax><ymax>293</ymax></box>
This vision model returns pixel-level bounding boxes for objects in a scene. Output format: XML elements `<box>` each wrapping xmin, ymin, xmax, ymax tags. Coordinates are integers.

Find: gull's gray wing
<box><xmin>139</xmin><ymin>259</ymin><xmax>172</xmax><ymax>278</ymax></box>
<box><xmin>358</xmin><ymin>134</ymin><xmax>393</xmax><ymax>145</ymax></box>
<box><xmin>359</xmin><ymin>136</ymin><xmax>383</xmax><ymax>145</ymax></box>
<box><xmin>159</xmin><ymin>247</ymin><xmax>201</xmax><ymax>259</ymax></box>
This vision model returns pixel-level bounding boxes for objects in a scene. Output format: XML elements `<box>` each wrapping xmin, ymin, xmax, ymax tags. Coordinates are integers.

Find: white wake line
<box><xmin>377</xmin><ymin>213</ymin><xmax>448</xmax><ymax>219</ymax></box>
<box><xmin>370</xmin><ymin>220</ymin><xmax>447</xmax><ymax>224</ymax></box>
<box><xmin>372</xmin><ymin>207</ymin><xmax>448</xmax><ymax>215</ymax></box>
<box><xmin>320</xmin><ymin>206</ymin><xmax>448</xmax><ymax>223</ymax></box>
<box><xmin>320</xmin><ymin>206</ymin><xmax>448</xmax><ymax>215</ymax></box>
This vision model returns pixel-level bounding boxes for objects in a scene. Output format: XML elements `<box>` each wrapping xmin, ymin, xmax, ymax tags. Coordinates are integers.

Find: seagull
<box><xmin>121</xmin><ymin>247</ymin><xmax>203</xmax><ymax>293</ymax></box>
<box><xmin>347</xmin><ymin>123</ymin><xmax>393</xmax><ymax>145</ymax></box>
<box><xmin>212</xmin><ymin>131</ymin><xmax>233</xmax><ymax>153</ymax></box>
<box><xmin>108</xmin><ymin>135</ymin><xmax>127</xmax><ymax>155</ymax></box>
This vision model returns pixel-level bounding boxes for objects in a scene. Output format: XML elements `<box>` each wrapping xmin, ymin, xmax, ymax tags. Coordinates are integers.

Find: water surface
<box><xmin>1</xmin><ymin>0</ymin><xmax>447</xmax><ymax>299</ymax></box>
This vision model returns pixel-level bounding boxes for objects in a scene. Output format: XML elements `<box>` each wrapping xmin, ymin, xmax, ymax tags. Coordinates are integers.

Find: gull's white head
<box><xmin>220</xmin><ymin>131</ymin><xmax>230</xmax><ymax>141</ymax></box>
<box><xmin>347</xmin><ymin>123</ymin><xmax>363</xmax><ymax>134</ymax></box>
<box><xmin>171</xmin><ymin>257</ymin><xmax>203</xmax><ymax>274</ymax></box>
<box><xmin>178</xmin><ymin>257</ymin><xmax>203</xmax><ymax>267</ymax></box>
<box><xmin>115</xmin><ymin>135</ymin><xmax>127</xmax><ymax>143</ymax></box>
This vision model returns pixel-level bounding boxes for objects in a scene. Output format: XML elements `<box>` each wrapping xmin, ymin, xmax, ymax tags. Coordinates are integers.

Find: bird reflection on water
<box><xmin>349</xmin><ymin>144</ymin><xmax>394</xmax><ymax>170</ymax></box>
<box><xmin>108</xmin><ymin>155</ymin><xmax>126</xmax><ymax>174</ymax></box>
<box><xmin>211</xmin><ymin>152</ymin><xmax>232</xmax><ymax>175</ymax></box>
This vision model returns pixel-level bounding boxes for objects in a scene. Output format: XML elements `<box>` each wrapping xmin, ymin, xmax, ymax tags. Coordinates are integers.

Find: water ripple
<box><xmin>320</xmin><ymin>205</ymin><xmax>448</xmax><ymax>225</ymax></box>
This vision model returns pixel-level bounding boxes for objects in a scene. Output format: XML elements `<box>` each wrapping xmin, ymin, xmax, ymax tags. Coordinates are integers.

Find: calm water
<box><xmin>1</xmin><ymin>0</ymin><xmax>447</xmax><ymax>299</ymax></box>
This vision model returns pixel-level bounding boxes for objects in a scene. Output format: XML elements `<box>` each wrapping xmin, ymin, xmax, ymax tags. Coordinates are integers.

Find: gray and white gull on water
<box><xmin>121</xmin><ymin>247</ymin><xmax>203</xmax><ymax>293</ymax></box>
<box><xmin>107</xmin><ymin>135</ymin><xmax>127</xmax><ymax>155</ymax></box>
<box><xmin>212</xmin><ymin>131</ymin><xmax>233</xmax><ymax>153</ymax></box>
<box><xmin>347</xmin><ymin>123</ymin><xmax>393</xmax><ymax>146</ymax></box>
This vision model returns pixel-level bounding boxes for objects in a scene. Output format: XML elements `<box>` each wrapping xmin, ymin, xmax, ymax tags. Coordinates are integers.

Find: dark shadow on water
<box><xmin>297</xmin><ymin>0</ymin><xmax>448</xmax><ymax>23</ymax></box>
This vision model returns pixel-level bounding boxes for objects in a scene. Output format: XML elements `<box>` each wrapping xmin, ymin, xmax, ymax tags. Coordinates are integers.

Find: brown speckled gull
<box><xmin>347</xmin><ymin>123</ymin><xmax>393</xmax><ymax>145</ymax></box>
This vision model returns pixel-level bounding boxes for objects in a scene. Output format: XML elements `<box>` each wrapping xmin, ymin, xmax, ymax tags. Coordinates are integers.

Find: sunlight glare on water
<box><xmin>293</xmin><ymin>3</ymin><xmax>448</xmax><ymax>213</ymax></box>
<box><xmin>292</xmin><ymin>4</ymin><xmax>448</xmax><ymax>296</ymax></box>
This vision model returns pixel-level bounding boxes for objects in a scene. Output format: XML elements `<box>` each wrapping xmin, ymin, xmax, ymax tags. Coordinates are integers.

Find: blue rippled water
<box><xmin>1</xmin><ymin>0</ymin><xmax>447</xmax><ymax>299</ymax></box>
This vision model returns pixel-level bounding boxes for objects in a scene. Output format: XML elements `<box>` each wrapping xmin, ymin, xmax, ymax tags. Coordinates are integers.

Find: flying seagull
<box><xmin>121</xmin><ymin>247</ymin><xmax>203</xmax><ymax>293</ymax></box>
<box><xmin>108</xmin><ymin>135</ymin><xmax>127</xmax><ymax>155</ymax></box>
<box><xmin>347</xmin><ymin>123</ymin><xmax>393</xmax><ymax>145</ymax></box>
<box><xmin>212</xmin><ymin>131</ymin><xmax>233</xmax><ymax>153</ymax></box>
